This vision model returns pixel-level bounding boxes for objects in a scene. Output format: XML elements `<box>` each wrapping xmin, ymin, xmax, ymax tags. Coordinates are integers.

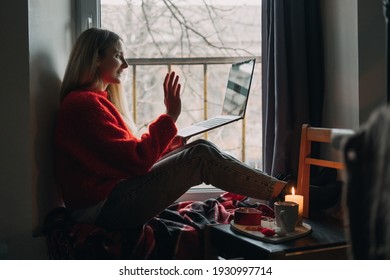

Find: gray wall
<box><xmin>322</xmin><ymin>0</ymin><xmax>386</xmax><ymax>130</ymax></box>
<box><xmin>357</xmin><ymin>0</ymin><xmax>387</xmax><ymax>123</ymax></box>
<box><xmin>0</xmin><ymin>0</ymin><xmax>73</xmax><ymax>259</ymax></box>
<box><xmin>0</xmin><ymin>0</ymin><xmax>32</xmax><ymax>260</ymax></box>
<box><xmin>29</xmin><ymin>0</ymin><xmax>73</xmax><ymax>231</ymax></box>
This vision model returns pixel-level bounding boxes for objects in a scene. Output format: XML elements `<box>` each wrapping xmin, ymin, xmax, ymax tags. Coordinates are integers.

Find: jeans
<box><xmin>95</xmin><ymin>139</ymin><xmax>276</xmax><ymax>230</ymax></box>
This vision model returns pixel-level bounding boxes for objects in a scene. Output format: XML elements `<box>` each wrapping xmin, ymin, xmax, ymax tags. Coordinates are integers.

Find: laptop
<box><xmin>177</xmin><ymin>58</ymin><xmax>256</xmax><ymax>138</ymax></box>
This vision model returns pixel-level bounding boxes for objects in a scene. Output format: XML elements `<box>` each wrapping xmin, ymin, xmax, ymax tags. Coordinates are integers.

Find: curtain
<box><xmin>385</xmin><ymin>0</ymin><xmax>390</xmax><ymax>103</ymax></box>
<box><xmin>262</xmin><ymin>0</ymin><xmax>324</xmax><ymax>177</ymax></box>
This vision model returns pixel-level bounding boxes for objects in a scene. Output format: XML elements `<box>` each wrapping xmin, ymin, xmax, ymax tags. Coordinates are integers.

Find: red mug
<box><xmin>234</xmin><ymin>207</ymin><xmax>262</xmax><ymax>226</ymax></box>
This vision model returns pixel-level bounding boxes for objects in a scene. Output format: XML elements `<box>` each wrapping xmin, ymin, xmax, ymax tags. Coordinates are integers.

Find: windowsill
<box><xmin>175</xmin><ymin>184</ymin><xmax>269</xmax><ymax>205</ymax></box>
<box><xmin>175</xmin><ymin>184</ymin><xmax>224</xmax><ymax>202</ymax></box>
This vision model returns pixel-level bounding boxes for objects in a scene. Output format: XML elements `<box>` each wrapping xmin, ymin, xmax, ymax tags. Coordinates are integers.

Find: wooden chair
<box><xmin>296</xmin><ymin>124</ymin><xmax>354</xmax><ymax>217</ymax></box>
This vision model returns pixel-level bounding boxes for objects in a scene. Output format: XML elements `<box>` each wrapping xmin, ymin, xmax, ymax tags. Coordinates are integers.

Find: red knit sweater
<box><xmin>55</xmin><ymin>90</ymin><xmax>178</xmax><ymax>210</ymax></box>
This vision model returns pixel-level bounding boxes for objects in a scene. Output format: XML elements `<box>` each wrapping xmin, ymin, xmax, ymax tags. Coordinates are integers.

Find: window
<box><xmin>75</xmin><ymin>0</ymin><xmax>101</xmax><ymax>35</ymax></box>
<box><xmin>79</xmin><ymin>0</ymin><xmax>262</xmax><ymax>197</ymax></box>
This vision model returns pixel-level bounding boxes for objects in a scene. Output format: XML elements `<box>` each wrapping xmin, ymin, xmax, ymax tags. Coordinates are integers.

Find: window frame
<box><xmin>75</xmin><ymin>0</ymin><xmax>101</xmax><ymax>35</ymax></box>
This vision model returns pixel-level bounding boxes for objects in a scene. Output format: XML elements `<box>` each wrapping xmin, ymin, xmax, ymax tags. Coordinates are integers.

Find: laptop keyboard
<box><xmin>196</xmin><ymin>117</ymin><xmax>229</xmax><ymax>128</ymax></box>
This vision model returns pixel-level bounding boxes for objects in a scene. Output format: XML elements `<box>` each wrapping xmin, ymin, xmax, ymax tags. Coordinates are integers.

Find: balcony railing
<box><xmin>125</xmin><ymin>56</ymin><xmax>261</xmax><ymax>163</ymax></box>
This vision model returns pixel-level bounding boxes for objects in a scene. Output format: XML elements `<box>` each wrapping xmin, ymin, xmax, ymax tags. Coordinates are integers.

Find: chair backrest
<box><xmin>296</xmin><ymin>124</ymin><xmax>354</xmax><ymax>217</ymax></box>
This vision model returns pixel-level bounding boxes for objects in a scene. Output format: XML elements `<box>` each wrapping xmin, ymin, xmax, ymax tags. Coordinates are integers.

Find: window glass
<box><xmin>101</xmin><ymin>0</ymin><xmax>262</xmax><ymax>168</ymax></box>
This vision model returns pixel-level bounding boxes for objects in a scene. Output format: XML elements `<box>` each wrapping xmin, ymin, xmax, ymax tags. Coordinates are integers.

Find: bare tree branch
<box><xmin>141</xmin><ymin>0</ymin><xmax>164</xmax><ymax>56</ymax></box>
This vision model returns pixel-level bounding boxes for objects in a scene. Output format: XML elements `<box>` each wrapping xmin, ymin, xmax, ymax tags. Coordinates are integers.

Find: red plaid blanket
<box><xmin>42</xmin><ymin>192</ymin><xmax>273</xmax><ymax>259</ymax></box>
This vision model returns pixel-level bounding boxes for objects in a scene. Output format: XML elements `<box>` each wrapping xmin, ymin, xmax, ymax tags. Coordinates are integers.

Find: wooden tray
<box><xmin>230</xmin><ymin>220</ymin><xmax>312</xmax><ymax>244</ymax></box>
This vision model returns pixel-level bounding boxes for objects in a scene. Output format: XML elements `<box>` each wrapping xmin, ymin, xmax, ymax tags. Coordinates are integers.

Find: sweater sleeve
<box><xmin>56</xmin><ymin>91</ymin><xmax>177</xmax><ymax>179</ymax></box>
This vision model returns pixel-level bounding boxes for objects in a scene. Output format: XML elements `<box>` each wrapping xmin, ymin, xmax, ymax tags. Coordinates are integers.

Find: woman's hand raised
<box><xmin>164</xmin><ymin>71</ymin><xmax>181</xmax><ymax>122</ymax></box>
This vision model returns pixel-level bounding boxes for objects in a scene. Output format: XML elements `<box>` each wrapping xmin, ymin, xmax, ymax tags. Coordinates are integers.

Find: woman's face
<box><xmin>98</xmin><ymin>40</ymin><xmax>128</xmax><ymax>88</ymax></box>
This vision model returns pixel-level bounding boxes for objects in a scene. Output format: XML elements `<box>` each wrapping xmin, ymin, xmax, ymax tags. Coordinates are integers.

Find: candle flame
<box><xmin>291</xmin><ymin>187</ymin><xmax>295</xmax><ymax>196</ymax></box>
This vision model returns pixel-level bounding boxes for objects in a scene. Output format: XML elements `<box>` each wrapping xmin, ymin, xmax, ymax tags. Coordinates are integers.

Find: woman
<box><xmin>55</xmin><ymin>28</ymin><xmax>286</xmax><ymax>230</ymax></box>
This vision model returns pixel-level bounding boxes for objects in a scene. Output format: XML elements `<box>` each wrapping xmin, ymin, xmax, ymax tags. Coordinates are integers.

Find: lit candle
<box><xmin>285</xmin><ymin>187</ymin><xmax>304</xmax><ymax>226</ymax></box>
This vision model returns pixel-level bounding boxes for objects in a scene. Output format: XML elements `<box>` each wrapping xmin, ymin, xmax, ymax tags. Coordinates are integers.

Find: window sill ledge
<box><xmin>175</xmin><ymin>185</ymin><xmax>224</xmax><ymax>202</ymax></box>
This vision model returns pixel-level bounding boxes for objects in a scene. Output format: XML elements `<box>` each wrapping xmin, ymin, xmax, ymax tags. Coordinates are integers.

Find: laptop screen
<box><xmin>222</xmin><ymin>59</ymin><xmax>255</xmax><ymax>116</ymax></box>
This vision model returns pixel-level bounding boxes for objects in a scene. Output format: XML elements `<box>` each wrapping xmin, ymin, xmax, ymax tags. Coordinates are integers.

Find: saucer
<box><xmin>230</xmin><ymin>220</ymin><xmax>312</xmax><ymax>244</ymax></box>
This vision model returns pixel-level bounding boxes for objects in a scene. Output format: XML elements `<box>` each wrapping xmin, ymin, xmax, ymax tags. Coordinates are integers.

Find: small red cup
<box><xmin>234</xmin><ymin>207</ymin><xmax>262</xmax><ymax>226</ymax></box>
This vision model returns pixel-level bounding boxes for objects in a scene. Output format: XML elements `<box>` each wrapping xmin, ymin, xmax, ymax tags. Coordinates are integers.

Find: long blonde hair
<box><xmin>60</xmin><ymin>28</ymin><xmax>137</xmax><ymax>133</ymax></box>
<box><xmin>107</xmin><ymin>83</ymin><xmax>138</xmax><ymax>134</ymax></box>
